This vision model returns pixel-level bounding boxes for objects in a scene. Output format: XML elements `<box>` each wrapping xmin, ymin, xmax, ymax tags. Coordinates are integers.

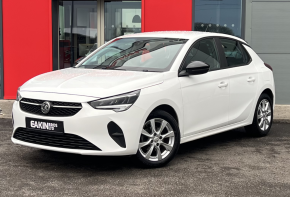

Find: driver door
<box><xmin>179</xmin><ymin>38</ymin><xmax>230</xmax><ymax>137</ymax></box>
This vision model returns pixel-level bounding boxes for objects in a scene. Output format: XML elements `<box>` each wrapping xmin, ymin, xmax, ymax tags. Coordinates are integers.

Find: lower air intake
<box><xmin>107</xmin><ymin>121</ymin><xmax>126</xmax><ymax>148</ymax></box>
<box><xmin>13</xmin><ymin>128</ymin><xmax>101</xmax><ymax>151</ymax></box>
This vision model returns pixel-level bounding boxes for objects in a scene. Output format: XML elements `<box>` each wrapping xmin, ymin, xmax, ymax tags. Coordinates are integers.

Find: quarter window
<box><xmin>183</xmin><ymin>38</ymin><xmax>220</xmax><ymax>71</ymax></box>
<box><xmin>220</xmin><ymin>39</ymin><xmax>250</xmax><ymax>67</ymax></box>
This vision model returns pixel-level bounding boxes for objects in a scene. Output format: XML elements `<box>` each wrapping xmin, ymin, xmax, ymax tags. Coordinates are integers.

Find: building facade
<box><xmin>0</xmin><ymin>0</ymin><xmax>289</xmax><ymax>104</ymax></box>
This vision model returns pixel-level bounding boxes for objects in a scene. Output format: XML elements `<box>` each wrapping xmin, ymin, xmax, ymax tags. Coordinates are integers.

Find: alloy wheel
<box><xmin>257</xmin><ymin>99</ymin><xmax>272</xmax><ymax>131</ymax></box>
<box><xmin>139</xmin><ymin>118</ymin><xmax>175</xmax><ymax>162</ymax></box>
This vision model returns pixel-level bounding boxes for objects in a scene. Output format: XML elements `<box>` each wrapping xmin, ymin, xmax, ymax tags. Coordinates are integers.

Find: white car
<box><xmin>12</xmin><ymin>31</ymin><xmax>275</xmax><ymax>167</ymax></box>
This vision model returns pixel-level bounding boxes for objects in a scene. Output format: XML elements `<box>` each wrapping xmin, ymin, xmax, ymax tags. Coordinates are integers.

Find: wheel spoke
<box><xmin>257</xmin><ymin>114</ymin><xmax>263</xmax><ymax>120</ymax></box>
<box><xmin>145</xmin><ymin>144</ymin><xmax>155</xmax><ymax>159</ymax></box>
<box><xmin>162</xmin><ymin>130</ymin><xmax>174</xmax><ymax>139</ymax></box>
<box><xmin>139</xmin><ymin>140</ymin><xmax>151</xmax><ymax>148</ymax></box>
<box><xmin>266</xmin><ymin>110</ymin><xmax>271</xmax><ymax>117</ymax></box>
<box><xmin>265</xmin><ymin>102</ymin><xmax>269</xmax><ymax>111</ymax></box>
<box><xmin>141</xmin><ymin>129</ymin><xmax>152</xmax><ymax>138</ymax></box>
<box><xmin>156</xmin><ymin>146</ymin><xmax>162</xmax><ymax>161</ymax></box>
<box><xmin>160</xmin><ymin>142</ymin><xmax>172</xmax><ymax>151</ymax></box>
<box><xmin>258</xmin><ymin>118</ymin><xmax>264</xmax><ymax>127</ymax></box>
<box><xmin>150</xmin><ymin>119</ymin><xmax>156</xmax><ymax>133</ymax></box>
<box><xmin>158</xmin><ymin>120</ymin><xmax>168</xmax><ymax>134</ymax></box>
<box><xmin>265</xmin><ymin>118</ymin><xmax>270</xmax><ymax>125</ymax></box>
<box><xmin>263</xmin><ymin>120</ymin><xmax>266</xmax><ymax>130</ymax></box>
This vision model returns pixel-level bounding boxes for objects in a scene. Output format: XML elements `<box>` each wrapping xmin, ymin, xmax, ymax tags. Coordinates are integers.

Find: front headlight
<box><xmin>16</xmin><ymin>87</ymin><xmax>22</xmax><ymax>101</ymax></box>
<box><xmin>88</xmin><ymin>90</ymin><xmax>140</xmax><ymax>112</ymax></box>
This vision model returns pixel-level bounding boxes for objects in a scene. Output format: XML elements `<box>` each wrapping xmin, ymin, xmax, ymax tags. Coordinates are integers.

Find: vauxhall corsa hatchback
<box><xmin>12</xmin><ymin>32</ymin><xmax>275</xmax><ymax>167</ymax></box>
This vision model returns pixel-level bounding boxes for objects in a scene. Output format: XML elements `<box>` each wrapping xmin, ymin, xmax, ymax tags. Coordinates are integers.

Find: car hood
<box><xmin>20</xmin><ymin>68</ymin><xmax>164</xmax><ymax>98</ymax></box>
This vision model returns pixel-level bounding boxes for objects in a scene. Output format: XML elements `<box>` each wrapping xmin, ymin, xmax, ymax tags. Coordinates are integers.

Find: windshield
<box><xmin>77</xmin><ymin>37</ymin><xmax>187</xmax><ymax>72</ymax></box>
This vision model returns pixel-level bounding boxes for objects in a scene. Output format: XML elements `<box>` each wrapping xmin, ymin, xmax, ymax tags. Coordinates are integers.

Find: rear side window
<box><xmin>183</xmin><ymin>38</ymin><xmax>220</xmax><ymax>71</ymax></box>
<box><xmin>220</xmin><ymin>39</ymin><xmax>251</xmax><ymax>67</ymax></box>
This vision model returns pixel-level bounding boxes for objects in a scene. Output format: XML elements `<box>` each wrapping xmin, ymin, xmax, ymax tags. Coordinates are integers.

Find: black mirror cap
<box><xmin>179</xmin><ymin>61</ymin><xmax>210</xmax><ymax>76</ymax></box>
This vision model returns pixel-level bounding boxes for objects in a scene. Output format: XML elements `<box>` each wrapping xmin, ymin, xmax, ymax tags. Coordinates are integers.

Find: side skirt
<box><xmin>180</xmin><ymin>121</ymin><xmax>250</xmax><ymax>144</ymax></box>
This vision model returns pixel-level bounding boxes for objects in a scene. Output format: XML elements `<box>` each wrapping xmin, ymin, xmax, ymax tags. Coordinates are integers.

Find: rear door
<box><xmin>218</xmin><ymin>38</ymin><xmax>259</xmax><ymax>125</ymax></box>
<box><xmin>179</xmin><ymin>38</ymin><xmax>230</xmax><ymax>136</ymax></box>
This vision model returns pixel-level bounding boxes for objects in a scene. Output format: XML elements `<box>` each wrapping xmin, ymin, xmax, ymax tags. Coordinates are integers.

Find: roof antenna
<box><xmin>205</xmin><ymin>17</ymin><xmax>212</xmax><ymax>32</ymax></box>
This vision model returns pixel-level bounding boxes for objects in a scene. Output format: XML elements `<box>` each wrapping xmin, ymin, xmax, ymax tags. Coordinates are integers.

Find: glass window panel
<box><xmin>194</xmin><ymin>0</ymin><xmax>242</xmax><ymax>37</ymax></box>
<box><xmin>59</xmin><ymin>1</ymin><xmax>97</xmax><ymax>69</ymax></box>
<box><xmin>105</xmin><ymin>1</ymin><xmax>141</xmax><ymax>43</ymax></box>
<box><xmin>79</xmin><ymin>38</ymin><xmax>187</xmax><ymax>72</ymax></box>
<box><xmin>220</xmin><ymin>39</ymin><xmax>250</xmax><ymax>67</ymax></box>
<box><xmin>183</xmin><ymin>39</ymin><xmax>220</xmax><ymax>71</ymax></box>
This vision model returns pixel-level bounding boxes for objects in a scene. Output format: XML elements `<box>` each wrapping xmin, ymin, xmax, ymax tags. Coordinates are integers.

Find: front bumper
<box><xmin>11</xmin><ymin>94</ymin><xmax>146</xmax><ymax>156</ymax></box>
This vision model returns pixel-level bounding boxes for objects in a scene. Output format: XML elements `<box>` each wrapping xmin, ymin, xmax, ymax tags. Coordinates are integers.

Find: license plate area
<box><xmin>25</xmin><ymin>117</ymin><xmax>64</xmax><ymax>133</ymax></box>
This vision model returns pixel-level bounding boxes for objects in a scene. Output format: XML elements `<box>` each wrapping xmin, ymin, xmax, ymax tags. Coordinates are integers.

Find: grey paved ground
<box><xmin>1</xmin><ymin>119</ymin><xmax>290</xmax><ymax>197</ymax></box>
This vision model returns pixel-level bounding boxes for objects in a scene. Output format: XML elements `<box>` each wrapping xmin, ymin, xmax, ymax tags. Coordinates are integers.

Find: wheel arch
<box><xmin>246</xmin><ymin>84</ymin><xmax>275</xmax><ymax>125</ymax></box>
<box><xmin>151</xmin><ymin>104</ymin><xmax>179</xmax><ymax>125</ymax></box>
<box><xmin>261</xmin><ymin>88</ymin><xmax>274</xmax><ymax>104</ymax></box>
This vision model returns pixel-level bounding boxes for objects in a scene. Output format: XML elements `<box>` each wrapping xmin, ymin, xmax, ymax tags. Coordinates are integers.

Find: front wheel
<box><xmin>136</xmin><ymin>110</ymin><xmax>180</xmax><ymax>168</ymax></box>
<box><xmin>245</xmin><ymin>94</ymin><xmax>273</xmax><ymax>137</ymax></box>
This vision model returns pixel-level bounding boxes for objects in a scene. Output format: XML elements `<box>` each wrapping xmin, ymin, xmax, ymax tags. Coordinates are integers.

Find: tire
<box><xmin>245</xmin><ymin>93</ymin><xmax>273</xmax><ymax>137</ymax></box>
<box><xmin>136</xmin><ymin>110</ymin><xmax>180</xmax><ymax>168</ymax></box>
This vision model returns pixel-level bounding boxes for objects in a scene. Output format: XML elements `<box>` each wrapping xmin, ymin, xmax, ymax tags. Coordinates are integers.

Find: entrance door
<box><xmin>59</xmin><ymin>1</ymin><xmax>98</xmax><ymax>69</ymax></box>
<box><xmin>57</xmin><ymin>1</ymin><xmax>142</xmax><ymax>70</ymax></box>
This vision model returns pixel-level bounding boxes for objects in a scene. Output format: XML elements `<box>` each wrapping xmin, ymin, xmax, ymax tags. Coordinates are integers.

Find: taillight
<box><xmin>264</xmin><ymin>63</ymin><xmax>273</xmax><ymax>71</ymax></box>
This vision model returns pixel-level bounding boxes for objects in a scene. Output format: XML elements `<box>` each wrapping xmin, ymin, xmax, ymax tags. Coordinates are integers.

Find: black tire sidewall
<box><xmin>249</xmin><ymin>94</ymin><xmax>273</xmax><ymax>137</ymax></box>
<box><xmin>136</xmin><ymin>110</ymin><xmax>180</xmax><ymax>167</ymax></box>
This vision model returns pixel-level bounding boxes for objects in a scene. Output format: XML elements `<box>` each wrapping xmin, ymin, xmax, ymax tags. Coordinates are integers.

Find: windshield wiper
<box><xmin>92</xmin><ymin>65</ymin><xmax>103</xmax><ymax>69</ymax></box>
<box><xmin>142</xmin><ymin>70</ymin><xmax>161</xmax><ymax>72</ymax></box>
<box><xmin>102</xmin><ymin>67</ymin><xmax>126</xmax><ymax>71</ymax></box>
<box><xmin>108</xmin><ymin>46</ymin><xmax>123</xmax><ymax>50</ymax></box>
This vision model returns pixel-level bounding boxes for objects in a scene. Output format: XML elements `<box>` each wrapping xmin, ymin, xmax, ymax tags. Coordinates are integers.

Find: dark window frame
<box><xmin>0</xmin><ymin>0</ymin><xmax>3</xmax><ymax>98</ymax></box>
<box><xmin>218</xmin><ymin>37</ymin><xmax>252</xmax><ymax>68</ymax></box>
<box><xmin>179</xmin><ymin>37</ymin><xmax>222</xmax><ymax>72</ymax></box>
<box><xmin>178</xmin><ymin>37</ymin><xmax>227</xmax><ymax>74</ymax></box>
<box><xmin>52</xmin><ymin>0</ymin><xmax>59</xmax><ymax>71</ymax></box>
<box><xmin>178</xmin><ymin>36</ymin><xmax>252</xmax><ymax>76</ymax></box>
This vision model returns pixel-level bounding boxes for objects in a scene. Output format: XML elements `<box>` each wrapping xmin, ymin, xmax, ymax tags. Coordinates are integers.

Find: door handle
<box><xmin>247</xmin><ymin>77</ymin><xmax>256</xmax><ymax>82</ymax></box>
<box><xmin>218</xmin><ymin>81</ymin><xmax>228</xmax><ymax>88</ymax></box>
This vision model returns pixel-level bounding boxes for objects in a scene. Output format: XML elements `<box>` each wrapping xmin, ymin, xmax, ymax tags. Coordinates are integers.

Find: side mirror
<box><xmin>179</xmin><ymin>61</ymin><xmax>210</xmax><ymax>76</ymax></box>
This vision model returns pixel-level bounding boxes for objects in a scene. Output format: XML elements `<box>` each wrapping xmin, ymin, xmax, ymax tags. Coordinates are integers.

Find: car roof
<box><xmin>120</xmin><ymin>31</ymin><xmax>247</xmax><ymax>44</ymax></box>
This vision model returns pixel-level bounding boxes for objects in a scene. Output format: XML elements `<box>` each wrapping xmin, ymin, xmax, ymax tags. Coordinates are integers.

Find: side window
<box><xmin>183</xmin><ymin>38</ymin><xmax>220</xmax><ymax>71</ymax></box>
<box><xmin>220</xmin><ymin>39</ymin><xmax>250</xmax><ymax>67</ymax></box>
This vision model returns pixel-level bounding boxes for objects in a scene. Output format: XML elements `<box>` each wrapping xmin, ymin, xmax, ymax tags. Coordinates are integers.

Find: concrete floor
<box><xmin>1</xmin><ymin>118</ymin><xmax>290</xmax><ymax>196</ymax></box>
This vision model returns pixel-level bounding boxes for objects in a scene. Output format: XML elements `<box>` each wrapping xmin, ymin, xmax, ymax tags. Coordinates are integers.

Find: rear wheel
<box><xmin>136</xmin><ymin>110</ymin><xmax>180</xmax><ymax>168</ymax></box>
<box><xmin>245</xmin><ymin>94</ymin><xmax>273</xmax><ymax>137</ymax></box>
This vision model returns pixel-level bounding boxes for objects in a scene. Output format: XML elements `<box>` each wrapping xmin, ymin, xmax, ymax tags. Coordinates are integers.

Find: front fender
<box><xmin>134</xmin><ymin>77</ymin><xmax>184</xmax><ymax>139</ymax></box>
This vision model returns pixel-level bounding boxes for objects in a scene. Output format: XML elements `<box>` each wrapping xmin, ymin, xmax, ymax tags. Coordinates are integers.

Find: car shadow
<box><xmin>177</xmin><ymin>127</ymin><xmax>252</xmax><ymax>156</ymax></box>
<box><xmin>25</xmin><ymin>127</ymin><xmax>252</xmax><ymax>171</ymax></box>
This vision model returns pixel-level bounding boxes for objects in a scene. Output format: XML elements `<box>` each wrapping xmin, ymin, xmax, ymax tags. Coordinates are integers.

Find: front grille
<box><xmin>20</xmin><ymin>98</ymin><xmax>82</xmax><ymax>117</ymax></box>
<box><xmin>13</xmin><ymin>128</ymin><xmax>101</xmax><ymax>151</ymax></box>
